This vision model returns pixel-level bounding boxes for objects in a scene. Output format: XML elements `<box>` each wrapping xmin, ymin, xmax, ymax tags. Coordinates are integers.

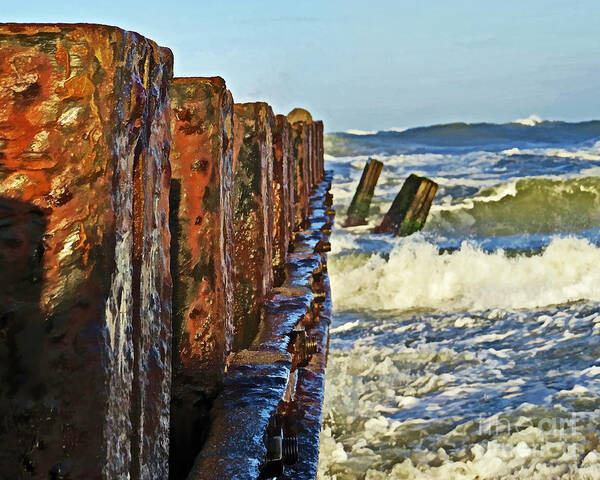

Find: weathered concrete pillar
<box><xmin>232</xmin><ymin>102</ymin><xmax>275</xmax><ymax>350</ymax></box>
<box><xmin>0</xmin><ymin>24</ymin><xmax>172</xmax><ymax>479</ymax></box>
<box><xmin>168</xmin><ymin>77</ymin><xmax>234</xmax><ymax>478</ymax></box>
<box><xmin>272</xmin><ymin>114</ymin><xmax>292</xmax><ymax>286</ymax></box>
<box><xmin>374</xmin><ymin>174</ymin><xmax>438</xmax><ymax>236</ymax></box>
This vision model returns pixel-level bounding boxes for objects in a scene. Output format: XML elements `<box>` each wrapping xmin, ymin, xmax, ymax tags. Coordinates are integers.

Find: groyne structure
<box><xmin>0</xmin><ymin>23</ymin><xmax>332</xmax><ymax>480</ymax></box>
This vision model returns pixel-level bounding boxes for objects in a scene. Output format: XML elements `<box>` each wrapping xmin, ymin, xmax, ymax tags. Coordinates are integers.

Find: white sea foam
<box><xmin>330</xmin><ymin>237</ymin><xmax>600</xmax><ymax>312</ymax></box>
<box><xmin>513</xmin><ymin>114</ymin><xmax>543</xmax><ymax>126</ymax></box>
<box><xmin>345</xmin><ymin>129</ymin><xmax>378</xmax><ymax>135</ymax></box>
<box><xmin>318</xmin><ymin>333</ymin><xmax>600</xmax><ymax>480</ymax></box>
<box><xmin>330</xmin><ymin>319</ymin><xmax>361</xmax><ymax>334</ymax></box>
<box><xmin>501</xmin><ymin>144</ymin><xmax>600</xmax><ymax>161</ymax></box>
<box><xmin>342</xmin><ymin>126</ymin><xmax>408</xmax><ymax>135</ymax></box>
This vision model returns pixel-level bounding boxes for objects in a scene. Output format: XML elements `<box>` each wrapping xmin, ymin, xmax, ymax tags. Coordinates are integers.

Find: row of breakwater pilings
<box><xmin>0</xmin><ymin>23</ymin><xmax>331</xmax><ymax>480</ymax></box>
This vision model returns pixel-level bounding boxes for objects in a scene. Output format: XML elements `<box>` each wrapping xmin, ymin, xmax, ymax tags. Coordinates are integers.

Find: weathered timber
<box><xmin>374</xmin><ymin>173</ymin><xmax>438</xmax><ymax>236</ymax></box>
<box><xmin>0</xmin><ymin>23</ymin><xmax>173</xmax><ymax>479</ymax></box>
<box><xmin>272</xmin><ymin>114</ymin><xmax>292</xmax><ymax>286</ymax></box>
<box><xmin>312</xmin><ymin>122</ymin><xmax>320</xmax><ymax>189</ymax></box>
<box><xmin>289</xmin><ymin>121</ymin><xmax>310</xmax><ymax>229</ymax></box>
<box><xmin>169</xmin><ymin>77</ymin><xmax>235</xmax><ymax>479</ymax></box>
<box><xmin>287</xmin><ymin>107</ymin><xmax>313</xmax><ymax>124</ymax></box>
<box><xmin>232</xmin><ymin>102</ymin><xmax>275</xmax><ymax>351</ymax></box>
<box><xmin>307</xmin><ymin>122</ymin><xmax>316</xmax><ymax>191</ymax></box>
<box><xmin>286</xmin><ymin>125</ymin><xmax>296</xmax><ymax>247</ymax></box>
<box><xmin>314</xmin><ymin>120</ymin><xmax>324</xmax><ymax>182</ymax></box>
<box><xmin>186</xmin><ymin>172</ymin><xmax>334</xmax><ymax>480</ymax></box>
<box><xmin>343</xmin><ymin>158</ymin><xmax>384</xmax><ymax>227</ymax></box>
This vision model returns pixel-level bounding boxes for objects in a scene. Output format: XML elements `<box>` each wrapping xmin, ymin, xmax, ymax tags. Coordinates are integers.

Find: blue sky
<box><xmin>6</xmin><ymin>0</ymin><xmax>600</xmax><ymax>131</ymax></box>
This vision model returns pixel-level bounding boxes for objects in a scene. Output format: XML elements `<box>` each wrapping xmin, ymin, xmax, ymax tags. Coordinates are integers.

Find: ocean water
<box><xmin>317</xmin><ymin>118</ymin><xmax>600</xmax><ymax>479</ymax></box>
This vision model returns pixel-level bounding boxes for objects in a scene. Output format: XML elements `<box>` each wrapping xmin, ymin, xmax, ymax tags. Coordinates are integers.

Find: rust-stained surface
<box><xmin>0</xmin><ymin>23</ymin><xmax>173</xmax><ymax>479</ymax></box>
<box><xmin>307</xmin><ymin>122</ymin><xmax>317</xmax><ymax>191</ymax></box>
<box><xmin>286</xmin><ymin>126</ymin><xmax>296</xmax><ymax>246</ymax></box>
<box><xmin>272</xmin><ymin>114</ymin><xmax>291</xmax><ymax>286</ymax></box>
<box><xmin>169</xmin><ymin>77</ymin><xmax>235</xmax><ymax>479</ymax></box>
<box><xmin>187</xmin><ymin>171</ymin><xmax>334</xmax><ymax>480</ymax></box>
<box><xmin>232</xmin><ymin>102</ymin><xmax>275</xmax><ymax>351</ymax></box>
<box><xmin>314</xmin><ymin>121</ymin><xmax>324</xmax><ymax>181</ymax></box>
<box><xmin>287</xmin><ymin>108</ymin><xmax>313</xmax><ymax>124</ymax></box>
<box><xmin>289</xmin><ymin>121</ymin><xmax>310</xmax><ymax>229</ymax></box>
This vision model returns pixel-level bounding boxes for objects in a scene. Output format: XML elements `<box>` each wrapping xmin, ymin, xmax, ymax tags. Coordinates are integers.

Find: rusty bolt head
<box><xmin>314</xmin><ymin>240</ymin><xmax>331</xmax><ymax>253</ymax></box>
<box><xmin>282</xmin><ymin>436</ymin><xmax>299</xmax><ymax>465</ymax></box>
<box><xmin>313</xmin><ymin>291</ymin><xmax>327</xmax><ymax>304</ymax></box>
<box><xmin>305</xmin><ymin>335</ymin><xmax>318</xmax><ymax>356</ymax></box>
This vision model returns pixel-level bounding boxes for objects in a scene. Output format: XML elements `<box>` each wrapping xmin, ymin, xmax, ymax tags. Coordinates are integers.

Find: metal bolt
<box><xmin>282</xmin><ymin>435</ymin><xmax>299</xmax><ymax>465</ymax></box>
<box><xmin>313</xmin><ymin>291</ymin><xmax>327</xmax><ymax>304</ymax></box>
<box><xmin>289</xmin><ymin>329</ymin><xmax>311</xmax><ymax>367</ymax></box>
<box><xmin>320</xmin><ymin>220</ymin><xmax>333</xmax><ymax>232</ymax></box>
<box><xmin>312</xmin><ymin>263</ymin><xmax>326</xmax><ymax>281</ymax></box>
<box><xmin>314</xmin><ymin>240</ymin><xmax>331</xmax><ymax>253</ymax></box>
<box><xmin>305</xmin><ymin>335</ymin><xmax>318</xmax><ymax>356</ymax></box>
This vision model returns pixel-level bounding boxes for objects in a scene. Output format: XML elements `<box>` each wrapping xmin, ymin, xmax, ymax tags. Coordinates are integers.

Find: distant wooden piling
<box><xmin>290</xmin><ymin>121</ymin><xmax>310</xmax><ymax>229</ymax></box>
<box><xmin>343</xmin><ymin>158</ymin><xmax>384</xmax><ymax>227</ymax></box>
<box><xmin>272</xmin><ymin>114</ymin><xmax>292</xmax><ymax>286</ymax></box>
<box><xmin>315</xmin><ymin>120</ymin><xmax>325</xmax><ymax>181</ymax></box>
<box><xmin>374</xmin><ymin>174</ymin><xmax>438</xmax><ymax>236</ymax></box>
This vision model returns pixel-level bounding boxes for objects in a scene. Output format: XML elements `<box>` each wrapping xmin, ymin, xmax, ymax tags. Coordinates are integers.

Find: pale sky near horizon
<box><xmin>5</xmin><ymin>0</ymin><xmax>600</xmax><ymax>132</ymax></box>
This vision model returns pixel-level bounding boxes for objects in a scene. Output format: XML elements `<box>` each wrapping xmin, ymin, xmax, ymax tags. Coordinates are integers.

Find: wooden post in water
<box><xmin>343</xmin><ymin>158</ymin><xmax>384</xmax><ymax>227</ymax></box>
<box><xmin>374</xmin><ymin>174</ymin><xmax>438</xmax><ymax>236</ymax></box>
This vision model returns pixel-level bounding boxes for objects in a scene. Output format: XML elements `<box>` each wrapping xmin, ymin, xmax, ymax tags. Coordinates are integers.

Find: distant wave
<box><xmin>344</xmin><ymin>127</ymin><xmax>407</xmax><ymax>135</ymax></box>
<box><xmin>326</xmin><ymin>120</ymin><xmax>600</xmax><ymax>156</ymax></box>
<box><xmin>513</xmin><ymin>114</ymin><xmax>543</xmax><ymax>126</ymax></box>
<box><xmin>344</xmin><ymin>129</ymin><xmax>378</xmax><ymax>135</ymax></box>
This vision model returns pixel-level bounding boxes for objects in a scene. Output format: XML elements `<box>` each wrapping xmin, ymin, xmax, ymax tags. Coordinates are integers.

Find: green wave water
<box><xmin>429</xmin><ymin>177</ymin><xmax>600</xmax><ymax>237</ymax></box>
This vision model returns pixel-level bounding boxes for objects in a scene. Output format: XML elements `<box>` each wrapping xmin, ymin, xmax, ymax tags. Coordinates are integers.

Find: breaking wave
<box><xmin>429</xmin><ymin>177</ymin><xmax>600</xmax><ymax>237</ymax></box>
<box><xmin>329</xmin><ymin>237</ymin><xmax>600</xmax><ymax>312</ymax></box>
<box><xmin>513</xmin><ymin>114</ymin><xmax>543</xmax><ymax>126</ymax></box>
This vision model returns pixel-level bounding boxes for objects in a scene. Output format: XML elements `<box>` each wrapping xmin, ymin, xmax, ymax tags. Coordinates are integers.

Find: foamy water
<box><xmin>330</xmin><ymin>237</ymin><xmax>600</xmax><ymax>312</ymax></box>
<box><xmin>318</xmin><ymin>121</ymin><xmax>600</xmax><ymax>479</ymax></box>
